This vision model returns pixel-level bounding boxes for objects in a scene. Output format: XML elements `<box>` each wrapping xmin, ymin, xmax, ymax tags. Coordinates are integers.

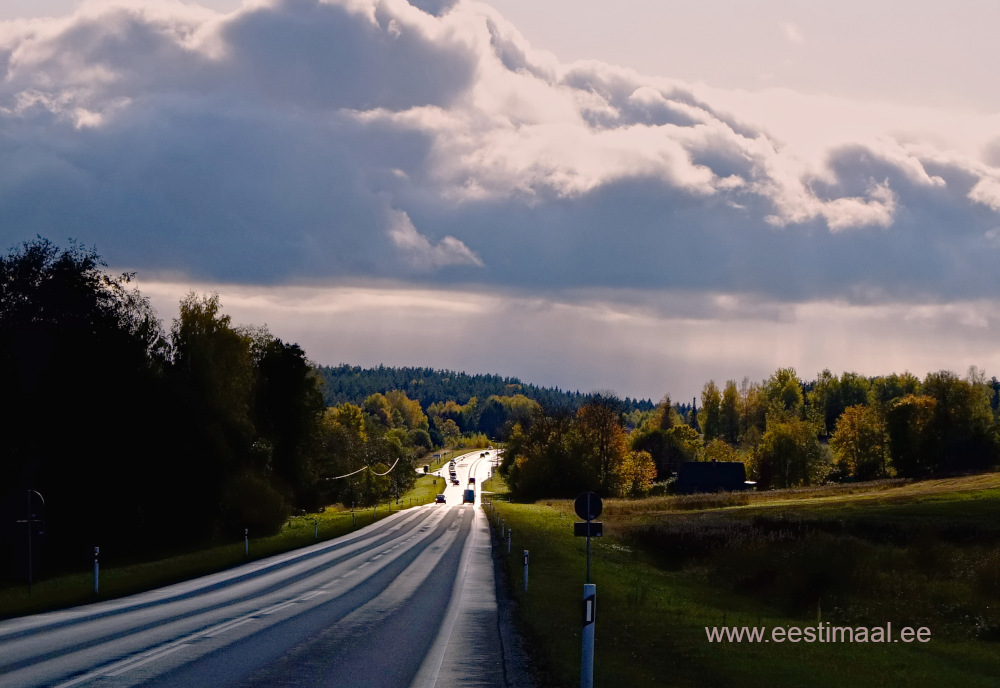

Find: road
<box><xmin>0</xmin><ymin>452</ymin><xmax>513</xmax><ymax>688</ymax></box>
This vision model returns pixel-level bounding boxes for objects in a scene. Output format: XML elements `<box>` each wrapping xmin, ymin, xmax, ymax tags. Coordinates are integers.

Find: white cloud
<box><xmin>0</xmin><ymin>0</ymin><xmax>996</xmax><ymax>308</ymax></box>
<box><xmin>387</xmin><ymin>208</ymin><xmax>483</xmax><ymax>268</ymax></box>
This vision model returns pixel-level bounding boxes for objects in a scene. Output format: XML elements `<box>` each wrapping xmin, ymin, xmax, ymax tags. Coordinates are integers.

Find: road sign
<box><xmin>574</xmin><ymin>521</ymin><xmax>603</xmax><ymax>537</ymax></box>
<box><xmin>574</xmin><ymin>492</ymin><xmax>603</xmax><ymax>521</ymax></box>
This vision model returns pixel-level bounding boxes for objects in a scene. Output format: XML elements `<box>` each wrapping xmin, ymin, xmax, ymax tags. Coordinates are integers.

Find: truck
<box><xmin>462</xmin><ymin>489</ymin><xmax>475</xmax><ymax>504</ymax></box>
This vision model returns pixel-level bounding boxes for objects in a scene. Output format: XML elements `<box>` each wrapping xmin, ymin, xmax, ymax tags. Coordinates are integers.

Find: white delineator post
<box><xmin>582</xmin><ymin>583</ymin><xmax>596</xmax><ymax>688</ymax></box>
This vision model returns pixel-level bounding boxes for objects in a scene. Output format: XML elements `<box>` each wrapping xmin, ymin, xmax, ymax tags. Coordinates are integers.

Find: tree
<box><xmin>254</xmin><ymin>338</ymin><xmax>326</xmax><ymax>508</ymax></box>
<box><xmin>885</xmin><ymin>394</ymin><xmax>937</xmax><ymax>476</ymax></box>
<box><xmin>0</xmin><ymin>238</ymin><xmax>177</xmax><ymax>562</ymax></box>
<box><xmin>765</xmin><ymin>368</ymin><xmax>804</xmax><ymax>419</ymax></box>
<box><xmin>721</xmin><ymin>380</ymin><xmax>740</xmax><ymax>444</ymax></box>
<box><xmin>754</xmin><ymin>417</ymin><xmax>826</xmax><ymax>488</ymax></box>
<box><xmin>698</xmin><ymin>380</ymin><xmax>723</xmax><ymax>442</ymax></box>
<box><xmin>738</xmin><ymin>377</ymin><xmax>767</xmax><ymax>439</ymax></box>
<box><xmin>613</xmin><ymin>450</ymin><xmax>657</xmax><ymax>497</ymax></box>
<box><xmin>829</xmin><ymin>404</ymin><xmax>887</xmax><ymax>480</ymax></box>
<box><xmin>574</xmin><ymin>393</ymin><xmax>627</xmax><ymax>494</ymax></box>
<box><xmin>701</xmin><ymin>438</ymin><xmax>740</xmax><ymax>464</ymax></box>
<box><xmin>920</xmin><ymin>370</ymin><xmax>996</xmax><ymax>472</ymax></box>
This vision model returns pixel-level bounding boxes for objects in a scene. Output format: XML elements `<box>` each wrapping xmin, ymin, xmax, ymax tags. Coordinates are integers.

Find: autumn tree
<box><xmin>829</xmin><ymin>404</ymin><xmax>887</xmax><ymax>480</ymax></box>
<box><xmin>574</xmin><ymin>393</ymin><xmax>628</xmax><ymax>493</ymax></box>
<box><xmin>613</xmin><ymin>450</ymin><xmax>657</xmax><ymax>497</ymax></box>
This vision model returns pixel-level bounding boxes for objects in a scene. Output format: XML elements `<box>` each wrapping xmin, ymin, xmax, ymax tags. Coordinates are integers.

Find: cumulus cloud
<box><xmin>0</xmin><ymin>0</ymin><xmax>997</xmax><ymax>306</ymax></box>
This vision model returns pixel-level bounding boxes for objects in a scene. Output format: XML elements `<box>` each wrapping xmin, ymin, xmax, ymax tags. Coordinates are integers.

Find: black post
<box><xmin>586</xmin><ymin>493</ymin><xmax>592</xmax><ymax>584</ymax></box>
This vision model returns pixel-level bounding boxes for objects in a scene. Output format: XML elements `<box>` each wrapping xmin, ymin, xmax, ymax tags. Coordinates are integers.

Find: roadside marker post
<box><xmin>574</xmin><ymin>492</ymin><xmax>603</xmax><ymax>688</ymax></box>
<box><xmin>507</xmin><ymin>529</ymin><xmax>511</xmax><ymax>554</ymax></box>
<box><xmin>523</xmin><ymin>550</ymin><xmax>529</xmax><ymax>592</ymax></box>
<box><xmin>582</xmin><ymin>584</ymin><xmax>596</xmax><ymax>688</ymax></box>
<box><xmin>314</xmin><ymin>519</ymin><xmax>319</xmax><ymax>540</ymax></box>
<box><xmin>244</xmin><ymin>529</ymin><xmax>249</xmax><ymax>557</ymax></box>
<box><xmin>93</xmin><ymin>547</ymin><xmax>100</xmax><ymax>596</ymax></box>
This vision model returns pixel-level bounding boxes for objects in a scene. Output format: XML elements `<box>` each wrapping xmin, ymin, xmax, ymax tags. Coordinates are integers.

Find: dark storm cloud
<box><xmin>0</xmin><ymin>0</ymin><xmax>998</xmax><ymax>304</ymax></box>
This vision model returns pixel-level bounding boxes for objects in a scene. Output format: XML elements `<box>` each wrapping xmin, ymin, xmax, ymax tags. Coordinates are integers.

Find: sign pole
<box><xmin>573</xmin><ymin>492</ymin><xmax>603</xmax><ymax>688</ymax></box>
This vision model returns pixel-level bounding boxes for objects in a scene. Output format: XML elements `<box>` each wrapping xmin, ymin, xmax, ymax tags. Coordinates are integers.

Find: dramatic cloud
<box><xmin>2</xmin><ymin>0</ymin><xmax>1000</xmax><ymax>396</ymax></box>
<box><xmin>0</xmin><ymin>0</ymin><xmax>997</xmax><ymax>304</ymax></box>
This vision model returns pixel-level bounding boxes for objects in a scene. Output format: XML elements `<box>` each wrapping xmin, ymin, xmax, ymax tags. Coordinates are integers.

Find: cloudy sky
<box><xmin>2</xmin><ymin>0</ymin><xmax>999</xmax><ymax>401</ymax></box>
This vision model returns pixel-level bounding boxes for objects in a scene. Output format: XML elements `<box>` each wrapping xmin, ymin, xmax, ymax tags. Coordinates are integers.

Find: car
<box><xmin>468</xmin><ymin>477</ymin><xmax>475</xmax><ymax>484</ymax></box>
<box><xmin>435</xmin><ymin>494</ymin><xmax>446</xmax><ymax>504</ymax></box>
<box><xmin>451</xmin><ymin>478</ymin><xmax>460</xmax><ymax>485</ymax></box>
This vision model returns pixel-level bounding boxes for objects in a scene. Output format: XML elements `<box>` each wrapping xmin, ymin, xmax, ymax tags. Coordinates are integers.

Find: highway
<box><xmin>0</xmin><ymin>452</ymin><xmax>511</xmax><ymax>688</ymax></box>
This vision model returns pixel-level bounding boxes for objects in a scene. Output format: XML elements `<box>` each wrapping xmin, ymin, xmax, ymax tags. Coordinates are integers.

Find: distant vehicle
<box><xmin>462</xmin><ymin>489</ymin><xmax>475</xmax><ymax>504</ymax></box>
<box><xmin>468</xmin><ymin>477</ymin><xmax>475</xmax><ymax>484</ymax></box>
<box><xmin>451</xmin><ymin>478</ymin><xmax>460</xmax><ymax>485</ymax></box>
<box><xmin>435</xmin><ymin>494</ymin><xmax>446</xmax><ymax>504</ymax></box>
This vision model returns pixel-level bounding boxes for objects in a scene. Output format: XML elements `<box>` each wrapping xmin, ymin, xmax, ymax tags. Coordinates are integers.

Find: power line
<box><xmin>322</xmin><ymin>456</ymin><xmax>402</xmax><ymax>481</ymax></box>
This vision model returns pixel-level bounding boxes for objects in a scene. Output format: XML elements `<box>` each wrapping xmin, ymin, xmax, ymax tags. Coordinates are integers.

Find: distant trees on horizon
<box><xmin>500</xmin><ymin>366</ymin><xmax>1000</xmax><ymax>499</ymax></box>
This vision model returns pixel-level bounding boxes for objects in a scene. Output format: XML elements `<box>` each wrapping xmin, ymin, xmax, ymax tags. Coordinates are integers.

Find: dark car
<box><xmin>435</xmin><ymin>494</ymin><xmax>446</xmax><ymax>504</ymax></box>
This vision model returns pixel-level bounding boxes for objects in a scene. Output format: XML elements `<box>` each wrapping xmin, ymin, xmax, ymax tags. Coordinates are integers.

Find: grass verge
<box><xmin>0</xmin><ymin>474</ymin><xmax>442</xmax><ymax>620</ymax></box>
<box><xmin>485</xmin><ymin>473</ymin><xmax>1000</xmax><ymax>687</ymax></box>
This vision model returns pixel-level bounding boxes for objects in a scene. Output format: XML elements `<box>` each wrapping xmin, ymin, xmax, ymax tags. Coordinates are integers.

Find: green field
<box><xmin>0</xmin><ymin>473</ymin><xmax>445</xmax><ymax>620</ymax></box>
<box><xmin>484</xmin><ymin>472</ymin><xmax>1000</xmax><ymax>687</ymax></box>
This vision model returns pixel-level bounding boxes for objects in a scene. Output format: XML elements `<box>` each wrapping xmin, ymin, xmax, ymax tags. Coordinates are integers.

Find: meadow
<box><xmin>484</xmin><ymin>472</ymin><xmax>1000</xmax><ymax>687</ymax></box>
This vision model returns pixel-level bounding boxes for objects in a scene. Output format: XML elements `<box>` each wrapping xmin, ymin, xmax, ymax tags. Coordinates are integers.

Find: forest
<box><xmin>316</xmin><ymin>364</ymin><xmax>654</xmax><ymax>415</ymax></box>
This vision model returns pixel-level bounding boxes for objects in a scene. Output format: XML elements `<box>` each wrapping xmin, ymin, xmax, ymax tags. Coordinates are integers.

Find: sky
<box><xmin>2</xmin><ymin>0</ymin><xmax>999</xmax><ymax>402</ymax></box>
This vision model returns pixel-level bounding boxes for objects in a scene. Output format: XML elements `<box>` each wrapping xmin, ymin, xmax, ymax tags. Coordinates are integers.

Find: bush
<box><xmin>220</xmin><ymin>471</ymin><xmax>291</xmax><ymax>536</ymax></box>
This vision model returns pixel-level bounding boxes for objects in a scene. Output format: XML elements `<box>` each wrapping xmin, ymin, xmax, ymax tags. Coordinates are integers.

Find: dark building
<box><xmin>675</xmin><ymin>461</ymin><xmax>756</xmax><ymax>494</ymax></box>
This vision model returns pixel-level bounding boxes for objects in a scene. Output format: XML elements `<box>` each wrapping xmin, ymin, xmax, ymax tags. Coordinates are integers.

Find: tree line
<box><xmin>500</xmin><ymin>368</ymin><xmax>1000</xmax><ymax>500</ymax></box>
<box><xmin>316</xmin><ymin>364</ymin><xmax>654</xmax><ymax>416</ymax></box>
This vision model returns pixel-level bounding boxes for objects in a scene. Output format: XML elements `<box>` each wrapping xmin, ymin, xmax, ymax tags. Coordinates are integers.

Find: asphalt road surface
<box><xmin>0</xmin><ymin>452</ymin><xmax>518</xmax><ymax>688</ymax></box>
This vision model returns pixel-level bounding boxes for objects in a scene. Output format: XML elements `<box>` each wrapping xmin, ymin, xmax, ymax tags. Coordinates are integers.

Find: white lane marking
<box><xmin>200</xmin><ymin>617</ymin><xmax>256</xmax><ymax>638</ymax></box>
<box><xmin>298</xmin><ymin>590</ymin><xmax>326</xmax><ymax>601</ymax></box>
<box><xmin>104</xmin><ymin>644</ymin><xmax>190</xmax><ymax>676</ymax></box>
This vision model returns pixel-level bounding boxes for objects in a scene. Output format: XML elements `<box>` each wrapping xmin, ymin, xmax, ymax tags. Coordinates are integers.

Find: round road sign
<box><xmin>574</xmin><ymin>492</ymin><xmax>603</xmax><ymax>521</ymax></box>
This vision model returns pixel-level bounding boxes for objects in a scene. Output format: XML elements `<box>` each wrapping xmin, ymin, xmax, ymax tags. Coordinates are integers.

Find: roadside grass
<box><xmin>486</xmin><ymin>473</ymin><xmax>1000</xmax><ymax>687</ymax></box>
<box><xmin>0</xmin><ymin>474</ymin><xmax>442</xmax><ymax>620</ymax></box>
